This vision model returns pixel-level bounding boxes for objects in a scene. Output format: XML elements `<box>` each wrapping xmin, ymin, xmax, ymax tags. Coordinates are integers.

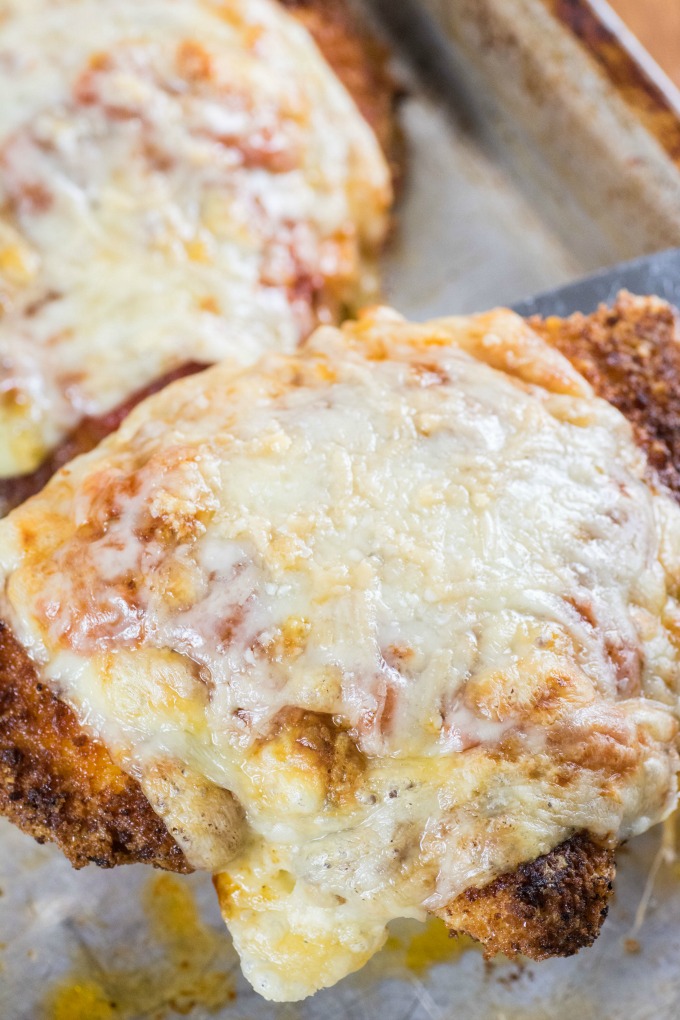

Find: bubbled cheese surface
<box><xmin>0</xmin><ymin>0</ymin><xmax>390</xmax><ymax>477</ymax></box>
<box><xmin>1</xmin><ymin>308</ymin><xmax>680</xmax><ymax>999</ymax></box>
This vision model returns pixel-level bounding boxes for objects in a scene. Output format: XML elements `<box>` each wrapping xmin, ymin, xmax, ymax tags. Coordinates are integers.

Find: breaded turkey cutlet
<box><xmin>0</xmin><ymin>0</ymin><xmax>397</xmax><ymax>515</ymax></box>
<box><xmin>0</xmin><ymin>292</ymin><xmax>679</xmax><ymax>999</ymax></box>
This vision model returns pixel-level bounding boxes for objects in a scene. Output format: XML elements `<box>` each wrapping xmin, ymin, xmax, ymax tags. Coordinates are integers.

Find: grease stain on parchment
<box><xmin>360</xmin><ymin>915</ymin><xmax>479</xmax><ymax>986</ymax></box>
<box><xmin>400</xmin><ymin>917</ymin><xmax>478</xmax><ymax>974</ymax></box>
<box><xmin>45</xmin><ymin>895</ymin><xmax>490</xmax><ymax>1018</ymax></box>
<box><xmin>46</xmin><ymin>874</ymin><xmax>237</xmax><ymax>1020</ymax></box>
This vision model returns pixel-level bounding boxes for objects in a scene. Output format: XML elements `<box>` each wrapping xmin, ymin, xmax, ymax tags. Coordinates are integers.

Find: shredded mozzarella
<box><xmin>1</xmin><ymin>308</ymin><xmax>679</xmax><ymax>999</ymax></box>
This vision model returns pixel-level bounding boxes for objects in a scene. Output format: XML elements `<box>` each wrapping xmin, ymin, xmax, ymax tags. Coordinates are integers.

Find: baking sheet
<box><xmin>2</xmin><ymin>5</ymin><xmax>680</xmax><ymax>1018</ymax></box>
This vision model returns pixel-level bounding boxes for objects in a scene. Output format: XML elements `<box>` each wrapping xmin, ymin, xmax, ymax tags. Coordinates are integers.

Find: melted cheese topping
<box><xmin>2</xmin><ymin>308</ymin><xmax>680</xmax><ymax>1000</ymax></box>
<box><xmin>0</xmin><ymin>0</ymin><xmax>390</xmax><ymax>477</ymax></box>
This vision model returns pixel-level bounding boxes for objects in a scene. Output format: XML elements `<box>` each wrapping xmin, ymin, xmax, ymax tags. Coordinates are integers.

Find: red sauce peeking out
<box><xmin>0</xmin><ymin>362</ymin><xmax>207</xmax><ymax>517</ymax></box>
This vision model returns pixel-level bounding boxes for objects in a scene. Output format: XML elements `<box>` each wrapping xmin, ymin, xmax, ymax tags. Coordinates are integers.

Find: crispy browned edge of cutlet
<box><xmin>0</xmin><ymin>619</ymin><xmax>191</xmax><ymax>872</ymax></box>
<box><xmin>279</xmin><ymin>0</ymin><xmax>403</xmax><ymax>184</ymax></box>
<box><xmin>438</xmin><ymin>832</ymin><xmax>615</xmax><ymax>960</ymax></box>
<box><xmin>0</xmin><ymin>291</ymin><xmax>677</xmax><ymax>957</ymax></box>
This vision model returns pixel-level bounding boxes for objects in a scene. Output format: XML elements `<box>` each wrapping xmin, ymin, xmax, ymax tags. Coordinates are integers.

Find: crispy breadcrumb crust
<box><xmin>280</xmin><ymin>0</ymin><xmax>403</xmax><ymax>183</ymax></box>
<box><xmin>439</xmin><ymin>833</ymin><xmax>615</xmax><ymax>959</ymax></box>
<box><xmin>531</xmin><ymin>291</ymin><xmax>680</xmax><ymax>498</ymax></box>
<box><xmin>0</xmin><ymin>620</ymin><xmax>190</xmax><ymax>871</ymax></box>
<box><xmin>0</xmin><ymin>293</ymin><xmax>677</xmax><ymax>965</ymax></box>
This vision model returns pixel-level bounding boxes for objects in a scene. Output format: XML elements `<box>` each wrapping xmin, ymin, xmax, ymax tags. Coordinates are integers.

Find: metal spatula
<box><xmin>512</xmin><ymin>248</ymin><xmax>680</xmax><ymax>318</ymax></box>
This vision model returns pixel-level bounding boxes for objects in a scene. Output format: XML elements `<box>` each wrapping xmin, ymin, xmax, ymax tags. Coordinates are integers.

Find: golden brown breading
<box><xmin>0</xmin><ymin>293</ymin><xmax>677</xmax><ymax>962</ymax></box>
<box><xmin>531</xmin><ymin>292</ymin><xmax>680</xmax><ymax>498</ymax></box>
<box><xmin>280</xmin><ymin>0</ymin><xmax>403</xmax><ymax>182</ymax></box>
<box><xmin>439</xmin><ymin>834</ymin><xmax>615</xmax><ymax>959</ymax></box>
<box><xmin>0</xmin><ymin>620</ymin><xmax>190</xmax><ymax>872</ymax></box>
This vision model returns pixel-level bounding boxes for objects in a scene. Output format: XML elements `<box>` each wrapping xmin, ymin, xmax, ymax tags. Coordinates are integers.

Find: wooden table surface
<box><xmin>609</xmin><ymin>0</ymin><xmax>680</xmax><ymax>88</ymax></box>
